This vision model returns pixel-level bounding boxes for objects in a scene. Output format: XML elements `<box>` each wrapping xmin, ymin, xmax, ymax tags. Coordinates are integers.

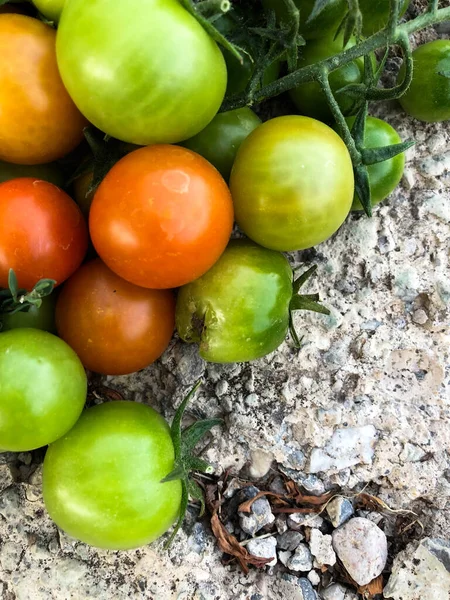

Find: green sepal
<box><xmin>293</xmin><ymin>264</ymin><xmax>317</xmax><ymax>294</ymax></box>
<box><xmin>361</xmin><ymin>139</ymin><xmax>415</xmax><ymax>165</ymax></box>
<box><xmin>307</xmin><ymin>0</ymin><xmax>330</xmax><ymax>25</ymax></box>
<box><xmin>290</xmin><ymin>294</ymin><xmax>330</xmax><ymax>315</ymax></box>
<box><xmin>163</xmin><ymin>481</ymin><xmax>189</xmax><ymax>550</ymax></box>
<box><xmin>181</xmin><ymin>419</ymin><xmax>224</xmax><ymax>455</ymax></box>
<box><xmin>0</xmin><ymin>269</ymin><xmax>55</xmax><ymax>317</ymax></box>
<box><xmin>354</xmin><ymin>164</ymin><xmax>372</xmax><ymax>217</ymax></box>
<box><xmin>350</xmin><ymin>101</ymin><xmax>368</xmax><ymax>147</ymax></box>
<box><xmin>334</xmin><ymin>0</ymin><xmax>362</xmax><ymax>48</ymax></box>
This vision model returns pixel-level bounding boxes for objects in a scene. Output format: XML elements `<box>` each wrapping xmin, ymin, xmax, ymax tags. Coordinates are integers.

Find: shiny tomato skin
<box><xmin>182</xmin><ymin>108</ymin><xmax>261</xmax><ymax>180</ymax></box>
<box><xmin>89</xmin><ymin>145</ymin><xmax>234</xmax><ymax>290</ymax></box>
<box><xmin>56</xmin><ymin>259</ymin><xmax>175</xmax><ymax>376</ymax></box>
<box><xmin>0</xmin><ymin>178</ymin><xmax>88</xmax><ymax>290</ymax></box>
<box><xmin>0</xmin><ymin>160</ymin><xmax>64</xmax><ymax>187</ymax></box>
<box><xmin>0</xmin><ymin>15</ymin><xmax>87</xmax><ymax>165</ymax></box>
<box><xmin>43</xmin><ymin>401</ymin><xmax>182</xmax><ymax>550</ymax></box>
<box><xmin>360</xmin><ymin>0</ymin><xmax>410</xmax><ymax>36</ymax></box>
<box><xmin>0</xmin><ymin>328</ymin><xmax>87</xmax><ymax>452</ymax></box>
<box><xmin>1</xmin><ymin>294</ymin><xmax>56</xmax><ymax>333</ymax></box>
<box><xmin>399</xmin><ymin>40</ymin><xmax>450</xmax><ymax>123</ymax></box>
<box><xmin>230</xmin><ymin>116</ymin><xmax>354</xmax><ymax>252</ymax></box>
<box><xmin>32</xmin><ymin>0</ymin><xmax>65</xmax><ymax>22</ymax></box>
<box><xmin>56</xmin><ymin>0</ymin><xmax>227</xmax><ymax>145</ymax></box>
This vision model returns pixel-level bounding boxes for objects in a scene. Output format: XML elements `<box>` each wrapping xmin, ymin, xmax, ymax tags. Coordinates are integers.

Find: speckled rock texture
<box><xmin>1</xmin><ymin>7</ymin><xmax>449</xmax><ymax>600</ymax></box>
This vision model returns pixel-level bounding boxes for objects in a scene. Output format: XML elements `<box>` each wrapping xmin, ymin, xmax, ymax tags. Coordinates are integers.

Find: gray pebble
<box><xmin>246</xmin><ymin>536</ymin><xmax>277</xmax><ymax>567</ymax></box>
<box><xmin>326</xmin><ymin>496</ymin><xmax>354</xmax><ymax>527</ymax></box>
<box><xmin>277</xmin><ymin>530</ymin><xmax>304</xmax><ymax>551</ymax></box>
<box><xmin>287</xmin><ymin>543</ymin><xmax>313</xmax><ymax>572</ymax></box>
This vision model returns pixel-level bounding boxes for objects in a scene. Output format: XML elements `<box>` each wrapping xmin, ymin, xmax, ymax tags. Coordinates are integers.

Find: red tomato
<box><xmin>0</xmin><ymin>15</ymin><xmax>87</xmax><ymax>165</ymax></box>
<box><xmin>0</xmin><ymin>178</ymin><xmax>88</xmax><ymax>290</ymax></box>
<box><xmin>89</xmin><ymin>145</ymin><xmax>234</xmax><ymax>289</ymax></box>
<box><xmin>56</xmin><ymin>259</ymin><xmax>175</xmax><ymax>375</ymax></box>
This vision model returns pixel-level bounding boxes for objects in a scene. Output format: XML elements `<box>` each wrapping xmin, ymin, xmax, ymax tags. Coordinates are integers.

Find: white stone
<box><xmin>246</xmin><ymin>536</ymin><xmax>277</xmax><ymax>567</ymax></box>
<box><xmin>287</xmin><ymin>512</ymin><xmax>324</xmax><ymax>530</ymax></box>
<box><xmin>309</xmin><ymin>529</ymin><xmax>336</xmax><ymax>567</ymax></box>
<box><xmin>307</xmin><ymin>570</ymin><xmax>321</xmax><ymax>586</ymax></box>
<box><xmin>248</xmin><ymin>449</ymin><xmax>274</xmax><ymax>479</ymax></box>
<box><xmin>308</xmin><ymin>426</ymin><xmax>378</xmax><ymax>473</ymax></box>
<box><xmin>322</xmin><ymin>584</ymin><xmax>358</xmax><ymax>600</ymax></box>
<box><xmin>287</xmin><ymin>543</ymin><xmax>314</xmax><ymax>572</ymax></box>
<box><xmin>278</xmin><ymin>550</ymin><xmax>292</xmax><ymax>567</ymax></box>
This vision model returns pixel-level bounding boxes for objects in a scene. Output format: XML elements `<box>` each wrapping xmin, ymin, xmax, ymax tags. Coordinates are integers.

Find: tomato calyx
<box><xmin>161</xmin><ymin>380</ymin><xmax>222</xmax><ymax>548</ymax></box>
<box><xmin>289</xmin><ymin>265</ymin><xmax>330</xmax><ymax>348</ymax></box>
<box><xmin>0</xmin><ymin>269</ymin><xmax>55</xmax><ymax>323</ymax></box>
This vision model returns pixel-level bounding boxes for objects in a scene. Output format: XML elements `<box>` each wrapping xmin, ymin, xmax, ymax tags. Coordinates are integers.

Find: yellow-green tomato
<box><xmin>182</xmin><ymin>108</ymin><xmax>261</xmax><ymax>180</ymax></box>
<box><xmin>43</xmin><ymin>401</ymin><xmax>182</xmax><ymax>550</ymax></box>
<box><xmin>176</xmin><ymin>239</ymin><xmax>293</xmax><ymax>363</ymax></box>
<box><xmin>0</xmin><ymin>328</ymin><xmax>87</xmax><ymax>452</ymax></box>
<box><xmin>32</xmin><ymin>0</ymin><xmax>65</xmax><ymax>22</ymax></box>
<box><xmin>230</xmin><ymin>116</ymin><xmax>354</xmax><ymax>252</ymax></box>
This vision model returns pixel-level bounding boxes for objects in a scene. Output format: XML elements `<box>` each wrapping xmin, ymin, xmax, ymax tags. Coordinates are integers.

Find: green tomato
<box><xmin>182</xmin><ymin>108</ymin><xmax>261</xmax><ymax>180</ymax></box>
<box><xmin>0</xmin><ymin>328</ymin><xmax>87</xmax><ymax>452</ymax></box>
<box><xmin>230</xmin><ymin>115</ymin><xmax>354</xmax><ymax>252</ymax></box>
<box><xmin>1</xmin><ymin>294</ymin><xmax>56</xmax><ymax>333</ymax></box>
<box><xmin>43</xmin><ymin>401</ymin><xmax>181</xmax><ymax>550</ymax></box>
<box><xmin>341</xmin><ymin>116</ymin><xmax>405</xmax><ymax>211</ymax></box>
<box><xmin>0</xmin><ymin>160</ymin><xmax>64</xmax><ymax>187</ymax></box>
<box><xmin>399</xmin><ymin>40</ymin><xmax>450</xmax><ymax>123</ymax></box>
<box><xmin>176</xmin><ymin>239</ymin><xmax>293</xmax><ymax>363</ymax></box>
<box><xmin>262</xmin><ymin>0</ymin><xmax>347</xmax><ymax>40</ymax></box>
<box><xmin>32</xmin><ymin>0</ymin><xmax>65</xmax><ymax>22</ymax></box>
<box><xmin>360</xmin><ymin>0</ymin><xmax>410</xmax><ymax>37</ymax></box>
<box><xmin>290</xmin><ymin>34</ymin><xmax>366</xmax><ymax>122</ymax></box>
<box><xmin>56</xmin><ymin>0</ymin><xmax>227</xmax><ymax>145</ymax></box>
<box><xmin>223</xmin><ymin>50</ymin><xmax>280</xmax><ymax>97</ymax></box>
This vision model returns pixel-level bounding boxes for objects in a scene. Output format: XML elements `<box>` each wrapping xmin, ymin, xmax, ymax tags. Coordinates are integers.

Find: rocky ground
<box><xmin>1</xmin><ymin>5</ymin><xmax>450</xmax><ymax>600</ymax></box>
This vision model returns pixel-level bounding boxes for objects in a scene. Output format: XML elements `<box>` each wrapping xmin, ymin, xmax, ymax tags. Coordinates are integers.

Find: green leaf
<box><xmin>354</xmin><ymin>165</ymin><xmax>372</xmax><ymax>217</ymax></box>
<box><xmin>361</xmin><ymin>139</ymin><xmax>415</xmax><ymax>165</ymax></box>
<box><xmin>32</xmin><ymin>279</ymin><xmax>56</xmax><ymax>296</ymax></box>
<box><xmin>350</xmin><ymin>102</ymin><xmax>368</xmax><ymax>147</ymax></box>
<box><xmin>187</xmin><ymin>479</ymin><xmax>206</xmax><ymax>517</ymax></box>
<box><xmin>289</xmin><ymin>312</ymin><xmax>304</xmax><ymax>349</ymax></box>
<box><xmin>185</xmin><ymin>456</ymin><xmax>214</xmax><ymax>474</ymax></box>
<box><xmin>160</xmin><ymin>465</ymin><xmax>186</xmax><ymax>484</ymax></box>
<box><xmin>306</xmin><ymin>0</ymin><xmax>329</xmax><ymax>24</ymax></box>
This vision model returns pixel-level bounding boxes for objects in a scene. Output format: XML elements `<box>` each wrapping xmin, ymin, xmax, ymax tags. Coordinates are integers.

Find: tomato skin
<box><xmin>176</xmin><ymin>239</ymin><xmax>293</xmax><ymax>363</ymax></box>
<box><xmin>230</xmin><ymin>116</ymin><xmax>354</xmax><ymax>252</ymax></box>
<box><xmin>90</xmin><ymin>145</ymin><xmax>234</xmax><ymax>290</ymax></box>
<box><xmin>32</xmin><ymin>0</ymin><xmax>65</xmax><ymax>22</ymax></box>
<box><xmin>43</xmin><ymin>401</ymin><xmax>181</xmax><ymax>550</ymax></box>
<box><xmin>360</xmin><ymin>0</ymin><xmax>410</xmax><ymax>36</ymax></box>
<box><xmin>399</xmin><ymin>40</ymin><xmax>450</xmax><ymax>123</ymax></box>
<box><xmin>56</xmin><ymin>259</ymin><xmax>175</xmax><ymax>376</ymax></box>
<box><xmin>0</xmin><ymin>178</ymin><xmax>88</xmax><ymax>291</ymax></box>
<box><xmin>56</xmin><ymin>0</ymin><xmax>227</xmax><ymax>145</ymax></box>
<box><xmin>0</xmin><ymin>160</ymin><xmax>64</xmax><ymax>187</ymax></box>
<box><xmin>182</xmin><ymin>108</ymin><xmax>261</xmax><ymax>180</ymax></box>
<box><xmin>290</xmin><ymin>34</ymin><xmax>365</xmax><ymax>122</ymax></box>
<box><xmin>0</xmin><ymin>15</ymin><xmax>87</xmax><ymax>165</ymax></box>
<box><xmin>1</xmin><ymin>294</ymin><xmax>56</xmax><ymax>333</ymax></box>
<box><xmin>0</xmin><ymin>329</ymin><xmax>87</xmax><ymax>452</ymax></box>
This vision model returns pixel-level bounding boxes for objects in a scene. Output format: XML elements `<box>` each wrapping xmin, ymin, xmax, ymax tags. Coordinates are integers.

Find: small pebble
<box><xmin>246</xmin><ymin>536</ymin><xmax>277</xmax><ymax>567</ymax></box>
<box><xmin>309</xmin><ymin>529</ymin><xmax>336</xmax><ymax>567</ymax></box>
<box><xmin>307</xmin><ymin>570</ymin><xmax>321</xmax><ymax>586</ymax></box>
<box><xmin>412</xmin><ymin>309</ymin><xmax>428</xmax><ymax>325</ymax></box>
<box><xmin>239</xmin><ymin>487</ymin><xmax>275</xmax><ymax>535</ymax></box>
<box><xmin>277</xmin><ymin>530</ymin><xmax>304</xmax><ymax>551</ymax></box>
<box><xmin>288</xmin><ymin>512</ymin><xmax>324</xmax><ymax>531</ymax></box>
<box><xmin>326</xmin><ymin>496</ymin><xmax>354</xmax><ymax>527</ymax></box>
<box><xmin>287</xmin><ymin>543</ymin><xmax>313</xmax><ymax>572</ymax></box>
<box><xmin>321</xmin><ymin>583</ymin><xmax>358</xmax><ymax>600</ymax></box>
<box><xmin>275</xmin><ymin>514</ymin><xmax>288</xmax><ymax>534</ymax></box>
<box><xmin>278</xmin><ymin>549</ymin><xmax>292</xmax><ymax>566</ymax></box>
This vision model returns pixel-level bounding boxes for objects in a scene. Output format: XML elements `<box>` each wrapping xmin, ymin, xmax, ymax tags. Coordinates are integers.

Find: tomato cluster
<box><xmin>0</xmin><ymin>0</ymin><xmax>448</xmax><ymax>552</ymax></box>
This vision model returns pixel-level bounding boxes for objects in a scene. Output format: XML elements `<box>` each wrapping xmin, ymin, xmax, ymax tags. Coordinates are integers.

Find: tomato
<box><xmin>338</xmin><ymin>116</ymin><xmax>405</xmax><ymax>211</ymax></box>
<box><xmin>399</xmin><ymin>40</ymin><xmax>450</xmax><ymax>123</ymax></box>
<box><xmin>43</xmin><ymin>401</ymin><xmax>181</xmax><ymax>550</ymax></box>
<box><xmin>290</xmin><ymin>34</ymin><xmax>366</xmax><ymax>122</ymax></box>
<box><xmin>176</xmin><ymin>239</ymin><xmax>293</xmax><ymax>363</ymax></box>
<box><xmin>230</xmin><ymin>116</ymin><xmax>354</xmax><ymax>252</ymax></box>
<box><xmin>32</xmin><ymin>0</ymin><xmax>65</xmax><ymax>22</ymax></box>
<box><xmin>360</xmin><ymin>0</ymin><xmax>410</xmax><ymax>36</ymax></box>
<box><xmin>1</xmin><ymin>294</ymin><xmax>56</xmax><ymax>333</ymax></box>
<box><xmin>90</xmin><ymin>145</ymin><xmax>234</xmax><ymax>290</ymax></box>
<box><xmin>182</xmin><ymin>108</ymin><xmax>261</xmax><ymax>180</ymax></box>
<box><xmin>262</xmin><ymin>0</ymin><xmax>347</xmax><ymax>40</ymax></box>
<box><xmin>73</xmin><ymin>170</ymin><xmax>94</xmax><ymax>217</ymax></box>
<box><xmin>0</xmin><ymin>178</ymin><xmax>88</xmax><ymax>290</ymax></box>
<box><xmin>56</xmin><ymin>259</ymin><xmax>175</xmax><ymax>376</ymax></box>
<box><xmin>0</xmin><ymin>328</ymin><xmax>87</xmax><ymax>452</ymax></box>
<box><xmin>224</xmin><ymin>50</ymin><xmax>280</xmax><ymax>98</ymax></box>
<box><xmin>56</xmin><ymin>0</ymin><xmax>227</xmax><ymax>145</ymax></box>
<box><xmin>0</xmin><ymin>160</ymin><xmax>64</xmax><ymax>187</ymax></box>
<box><xmin>0</xmin><ymin>15</ymin><xmax>87</xmax><ymax>165</ymax></box>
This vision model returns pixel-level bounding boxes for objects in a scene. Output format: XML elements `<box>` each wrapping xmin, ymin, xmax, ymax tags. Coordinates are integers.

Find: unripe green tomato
<box><xmin>0</xmin><ymin>160</ymin><xmax>64</xmax><ymax>187</ymax></box>
<box><xmin>182</xmin><ymin>108</ymin><xmax>261</xmax><ymax>180</ymax></box>
<box><xmin>399</xmin><ymin>40</ymin><xmax>450</xmax><ymax>123</ymax></box>
<box><xmin>359</xmin><ymin>0</ymin><xmax>410</xmax><ymax>37</ymax></box>
<box><xmin>0</xmin><ymin>328</ymin><xmax>87</xmax><ymax>452</ymax></box>
<box><xmin>43</xmin><ymin>401</ymin><xmax>182</xmax><ymax>550</ymax></box>
<box><xmin>289</xmin><ymin>34</ymin><xmax>366</xmax><ymax>122</ymax></box>
<box><xmin>1</xmin><ymin>294</ymin><xmax>56</xmax><ymax>333</ymax></box>
<box><xmin>176</xmin><ymin>239</ymin><xmax>293</xmax><ymax>363</ymax></box>
<box><xmin>32</xmin><ymin>0</ymin><xmax>65</xmax><ymax>22</ymax></box>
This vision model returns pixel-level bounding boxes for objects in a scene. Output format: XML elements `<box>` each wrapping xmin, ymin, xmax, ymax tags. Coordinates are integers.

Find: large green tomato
<box><xmin>176</xmin><ymin>239</ymin><xmax>293</xmax><ymax>363</ymax></box>
<box><xmin>56</xmin><ymin>0</ymin><xmax>227</xmax><ymax>145</ymax></box>
<box><xmin>43</xmin><ymin>401</ymin><xmax>182</xmax><ymax>550</ymax></box>
<box><xmin>360</xmin><ymin>0</ymin><xmax>410</xmax><ymax>36</ymax></box>
<box><xmin>262</xmin><ymin>0</ymin><xmax>347</xmax><ymax>40</ymax></box>
<box><xmin>1</xmin><ymin>294</ymin><xmax>56</xmax><ymax>333</ymax></box>
<box><xmin>0</xmin><ymin>160</ymin><xmax>64</xmax><ymax>187</ymax></box>
<box><xmin>399</xmin><ymin>40</ymin><xmax>450</xmax><ymax>123</ymax></box>
<box><xmin>182</xmin><ymin>108</ymin><xmax>261</xmax><ymax>180</ymax></box>
<box><xmin>32</xmin><ymin>0</ymin><xmax>65</xmax><ymax>22</ymax></box>
<box><xmin>0</xmin><ymin>328</ymin><xmax>87</xmax><ymax>452</ymax></box>
<box><xmin>230</xmin><ymin>116</ymin><xmax>354</xmax><ymax>252</ymax></box>
<box><xmin>290</xmin><ymin>34</ymin><xmax>366</xmax><ymax>122</ymax></box>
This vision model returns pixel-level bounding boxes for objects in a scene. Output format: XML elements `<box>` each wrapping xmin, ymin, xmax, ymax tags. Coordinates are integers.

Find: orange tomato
<box><xmin>89</xmin><ymin>145</ymin><xmax>234</xmax><ymax>289</ymax></box>
<box><xmin>56</xmin><ymin>259</ymin><xmax>175</xmax><ymax>375</ymax></box>
<box><xmin>0</xmin><ymin>15</ymin><xmax>87</xmax><ymax>165</ymax></box>
<box><xmin>0</xmin><ymin>178</ymin><xmax>88</xmax><ymax>290</ymax></box>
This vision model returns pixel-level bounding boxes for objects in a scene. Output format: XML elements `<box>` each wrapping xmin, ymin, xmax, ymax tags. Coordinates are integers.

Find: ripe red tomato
<box><xmin>0</xmin><ymin>14</ymin><xmax>87</xmax><ymax>165</ymax></box>
<box><xmin>0</xmin><ymin>178</ymin><xmax>88</xmax><ymax>290</ymax></box>
<box><xmin>89</xmin><ymin>145</ymin><xmax>234</xmax><ymax>289</ymax></box>
<box><xmin>56</xmin><ymin>259</ymin><xmax>175</xmax><ymax>376</ymax></box>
